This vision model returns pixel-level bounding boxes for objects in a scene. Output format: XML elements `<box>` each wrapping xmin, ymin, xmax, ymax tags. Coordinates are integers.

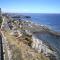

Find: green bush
<box><xmin>0</xmin><ymin>17</ymin><xmax>2</xmax><ymax>26</ymax></box>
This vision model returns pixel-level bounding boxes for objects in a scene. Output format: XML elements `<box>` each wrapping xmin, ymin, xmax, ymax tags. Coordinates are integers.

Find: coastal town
<box><xmin>0</xmin><ymin>8</ymin><xmax>60</xmax><ymax>60</ymax></box>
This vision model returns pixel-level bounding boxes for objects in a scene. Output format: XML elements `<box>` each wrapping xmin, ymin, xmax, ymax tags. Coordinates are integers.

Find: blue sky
<box><xmin>0</xmin><ymin>0</ymin><xmax>60</xmax><ymax>13</ymax></box>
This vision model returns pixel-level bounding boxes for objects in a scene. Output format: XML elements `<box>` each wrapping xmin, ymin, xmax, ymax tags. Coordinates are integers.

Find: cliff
<box><xmin>1</xmin><ymin>16</ymin><xmax>59</xmax><ymax>60</ymax></box>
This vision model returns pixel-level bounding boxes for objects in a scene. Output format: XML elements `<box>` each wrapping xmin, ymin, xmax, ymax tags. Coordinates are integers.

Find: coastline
<box><xmin>21</xmin><ymin>18</ymin><xmax>60</xmax><ymax>60</ymax></box>
<box><xmin>1</xmin><ymin>15</ymin><xmax>60</xmax><ymax>60</ymax></box>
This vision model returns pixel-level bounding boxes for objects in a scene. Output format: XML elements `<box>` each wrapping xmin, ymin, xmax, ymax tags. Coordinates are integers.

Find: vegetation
<box><xmin>3</xmin><ymin>30</ymin><xmax>49</xmax><ymax>60</ymax></box>
<box><xmin>0</xmin><ymin>17</ymin><xmax>2</xmax><ymax>27</ymax></box>
<box><xmin>11</xmin><ymin>45</ymin><xmax>23</xmax><ymax>60</ymax></box>
<box><xmin>2</xmin><ymin>19</ymin><xmax>50</xmax><ymax>60</ymax></box>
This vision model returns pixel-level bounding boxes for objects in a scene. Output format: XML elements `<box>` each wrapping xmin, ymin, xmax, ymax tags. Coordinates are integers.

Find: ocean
<box><xmin>20</xmin><ymin>13</ymin><xmax>60</xmax><ymax>32</ymax></box>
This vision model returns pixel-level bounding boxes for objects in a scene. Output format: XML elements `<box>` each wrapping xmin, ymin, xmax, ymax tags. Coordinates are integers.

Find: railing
<box><xmin>0</xmin><ymin>35</ymin><xmax>4</xmax><ymax>60</ymax></box>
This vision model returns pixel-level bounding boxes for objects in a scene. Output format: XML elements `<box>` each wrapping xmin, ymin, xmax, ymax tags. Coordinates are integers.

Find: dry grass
<box><xmin>3</xmin><ymin>30</ymin><xmax>50</xmax><ymax>60</ymax></box>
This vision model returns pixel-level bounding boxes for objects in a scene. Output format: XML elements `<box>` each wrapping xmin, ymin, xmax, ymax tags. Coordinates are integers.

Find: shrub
<box><xmin>0</xmin><ymin>17</ymin><xmax>2</xmax><ymax>27</ymax></box>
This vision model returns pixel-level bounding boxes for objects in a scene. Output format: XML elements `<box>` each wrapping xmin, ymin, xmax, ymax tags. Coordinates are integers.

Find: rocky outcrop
<box><xmin>31</xmin><ymin>35</ymin><xmax>57</xmax><ymax>58</ymax></box>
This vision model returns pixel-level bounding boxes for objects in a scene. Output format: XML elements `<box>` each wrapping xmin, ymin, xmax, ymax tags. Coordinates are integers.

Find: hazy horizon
<box><xmin>0</xmin><ymin>0</ymin><xmax>60</xmax><ymax>13</ymax></box>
